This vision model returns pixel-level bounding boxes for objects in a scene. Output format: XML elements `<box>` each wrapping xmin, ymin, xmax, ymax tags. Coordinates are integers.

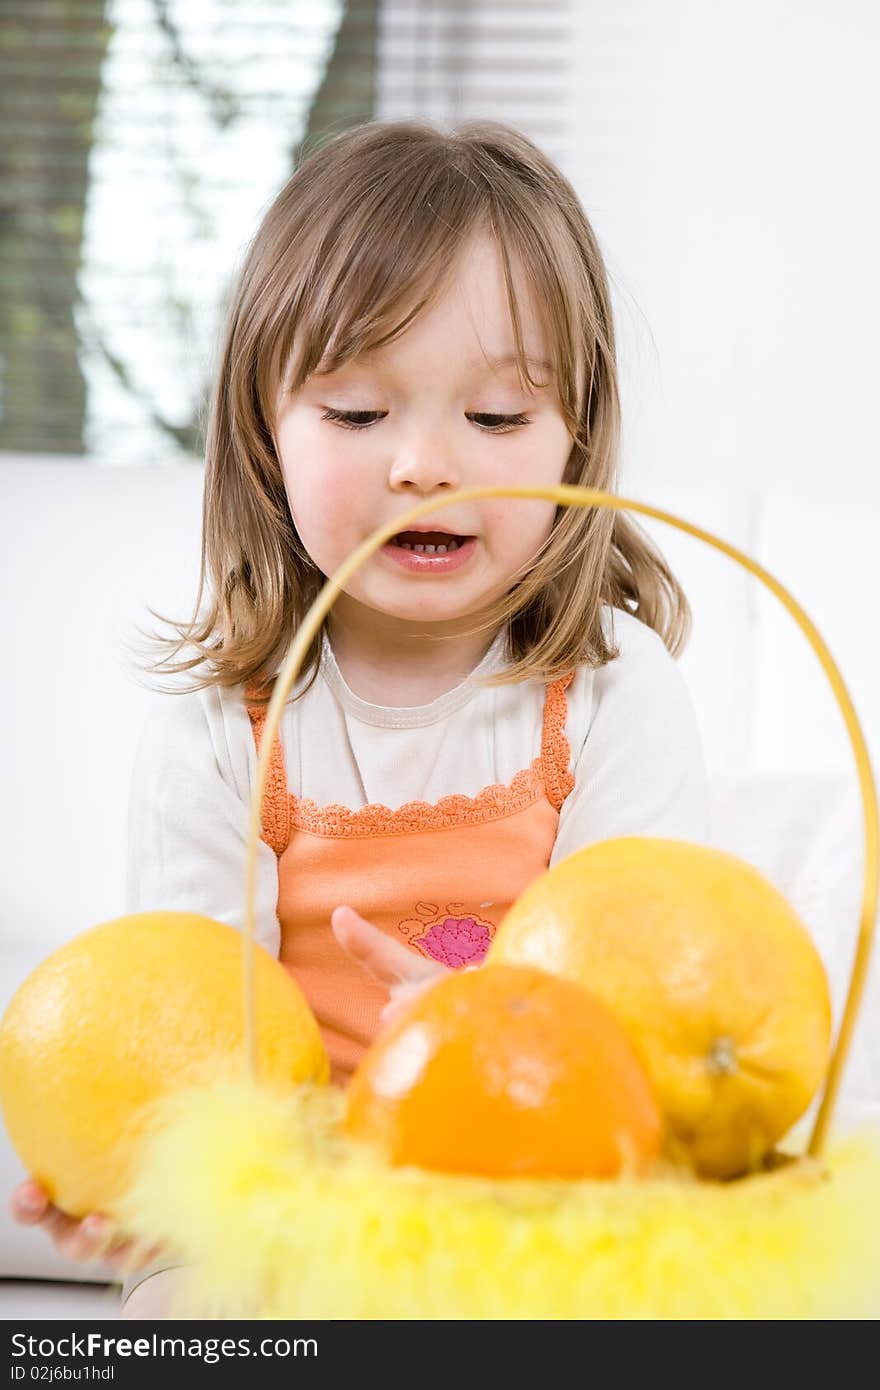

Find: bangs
<box><xmin>273</xmin><ymin>161</ymin><xmax>481</xmax><ymax>402</ymax></box>
<box><xmin>268</xmin><ymin>168</ymin><xmax>571</xmax><ymax>415</ymax></box>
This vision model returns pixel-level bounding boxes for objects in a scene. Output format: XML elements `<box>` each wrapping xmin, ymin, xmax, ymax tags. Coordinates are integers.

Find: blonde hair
<box><xmin>135</xmin><ymin>118</ymin><xmax>691</xmax><ymax>705</ymax></box>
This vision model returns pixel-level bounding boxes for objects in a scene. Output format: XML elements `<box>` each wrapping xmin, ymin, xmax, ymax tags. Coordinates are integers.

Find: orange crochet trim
<box><xmin>244</xmin><ymin>671</ymin><xmax>575</xmax><ymax>851</ymax></box>
<box><xmin>541</xmin><ymin>671</ymin><xmax>577</xmax><ymax>811</ymax></box>
<box><xmin>245</xmin><ymin>697</ymin><xmax>292</xmax><ymax>857</ymax></box>
<box><xmin>288</xmin><ymin>758</ymin><xmax>547</xmax><ymax>839</ymax></box>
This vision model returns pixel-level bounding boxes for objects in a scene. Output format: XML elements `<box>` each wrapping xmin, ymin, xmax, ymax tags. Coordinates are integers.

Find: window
<box><xmin>0</xmin><ymin>0</ymin><xmax>571</xmax><ymax>465</ymax></box>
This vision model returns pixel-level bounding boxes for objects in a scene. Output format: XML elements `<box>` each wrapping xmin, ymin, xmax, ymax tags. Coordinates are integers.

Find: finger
<box><xmin>50</xmin><ymin>1215</ymin><xmax>153</xmax><ymax>1271</ymax></box>
<box><xmin>93</xmin><ymin>1232</ymin><xmax>167</xmax><ymax>1276</ymax></box>
<box><xmin>59</xmin><ymin>1210</ymin><xmax>164</xmax><ymax>1272</ymax></box>
<box><xmin>77</xmin><ymin>1214</ymin><xmax>120</xmax><ymax>1260</ymax></box>
<box><xmin>10</xmin><ymin>1180</ymin><xmax>50</xmax><ymax>1225</ymax></box>
<box><xmin>380</xmin><ymin>975</ymin><xmax>444</xmax><ymax>1027</ymax></box>
<box><xmin>9</xmin><ymin>1189</ymin><xmax>137</xmax><ymax>1269</ymax></box>
<box><xmin>380</xmin><ymin>961</ymin><xmax>482</xmax><ymax>1027</ymax></box>
<box><xmin>50</xmin><ymin>1211</ymin><xmax>112</xmax><ymax>1263</ymax></box>
<box><xmin>14</xmin><ymin>1188</ymin><xmax>161</xmax><ymax>1272</ymax></box>
<box><xmin>331</xmin><ymin>906</ymin><xmax>443</xmax><ymax>986</ymax></box>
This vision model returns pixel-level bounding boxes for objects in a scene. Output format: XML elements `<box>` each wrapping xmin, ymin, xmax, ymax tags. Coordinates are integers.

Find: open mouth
<box><xmin>389</xmin><ymin>531</ymin><xmax>472</xmax><ymax>554</ymax></box>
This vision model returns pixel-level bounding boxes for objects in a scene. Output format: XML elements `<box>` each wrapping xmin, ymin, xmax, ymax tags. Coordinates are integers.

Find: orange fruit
<box><xmin>343</xmin><ymin>962</ymin><xmax>661</xmax><ymax>1179</ymax></box>
<box><xmin>489</xmin><ymin>837</ymin><xmax>833</xmax><ymax>1178</ymax></box>
<box><xmin>0</xmin><ymin>912</ymin><xmax>329</xmax><ymax>1216</ymax></box>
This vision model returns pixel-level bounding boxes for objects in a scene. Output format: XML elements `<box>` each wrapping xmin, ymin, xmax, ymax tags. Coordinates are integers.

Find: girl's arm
<box><xmin>126</xmin><ymin>686</ymin><xmax>282</xmax><ymax>953</ymax></box>
<box><xmin>551</xmin><ymin>612</ymin><xmax>709</xmax><ymax>863</ymax></box>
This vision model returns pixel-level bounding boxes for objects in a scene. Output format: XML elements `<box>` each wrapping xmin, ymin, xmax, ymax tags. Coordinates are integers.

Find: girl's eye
<box><xmin>321</xmin><ymin>409</ymin><xmax>385</xmax><ymax>430</ymax></box>
<box><xmin>468</xmin><ymin>412</ymin><xmax>531</xmax><ymax>433</ymax></box>
<box><xmin>320</xmin><ymin>408</ymin><xmax>531</xmax><ymax>433</ymax></box>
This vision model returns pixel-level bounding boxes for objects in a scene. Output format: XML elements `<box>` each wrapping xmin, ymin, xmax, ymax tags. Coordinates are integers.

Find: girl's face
<box><xmin>273</xmin><ymin>234</ymin><xmax>574</xmax><ymax>637</ymax></box>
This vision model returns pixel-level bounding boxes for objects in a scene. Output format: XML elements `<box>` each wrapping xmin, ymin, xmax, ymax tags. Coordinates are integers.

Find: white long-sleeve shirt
<box><xmin>124</xmin><ymin>604</ymin><xmax>710</xmax><ymax>948</ymax></box>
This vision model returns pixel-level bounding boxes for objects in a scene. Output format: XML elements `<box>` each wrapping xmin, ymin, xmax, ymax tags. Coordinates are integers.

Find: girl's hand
<box><xmin>9</xmin><ymin>1178</ymin><xmax>163</xmax><ymax>1275</ymax></box>
<box><xmin>331</xmin><ymin>905</ymin><xmax>448</xmax><ymax>1027</ymax></box>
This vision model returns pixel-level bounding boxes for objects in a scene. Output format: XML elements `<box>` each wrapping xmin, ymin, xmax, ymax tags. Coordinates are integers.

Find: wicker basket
<box><xmin>122</xmin><ymin>484</ymin><xmax>880</xmax><ymax>1319</ymax></box>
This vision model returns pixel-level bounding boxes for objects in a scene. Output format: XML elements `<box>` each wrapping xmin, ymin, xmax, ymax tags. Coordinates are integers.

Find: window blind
<box><xmin>376</xmin><ymin>1</ymin><xmax>573</xmax><ymax>174</ymax></box>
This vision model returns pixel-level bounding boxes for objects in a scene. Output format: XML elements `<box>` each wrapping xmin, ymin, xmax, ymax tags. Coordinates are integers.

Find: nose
<box><xmin>387</xmin><ymin>432</ymin><xmax>461</xmax><ymax>494</ymax></box>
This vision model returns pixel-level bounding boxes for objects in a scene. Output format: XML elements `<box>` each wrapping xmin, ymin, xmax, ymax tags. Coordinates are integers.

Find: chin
<box><xmin>373</xmin><ymin>603</ymin><xmax>475</xmax><ymax>629</ymax></box>
<box><xmin>359</xmin><ymin>583</ymin><xmax>473</xmax><ymax>616</ymax></box>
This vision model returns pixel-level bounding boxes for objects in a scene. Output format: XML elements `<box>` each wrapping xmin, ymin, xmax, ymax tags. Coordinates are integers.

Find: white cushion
<box><xmin>1</xmin><ymin>458</ymin><xmax>201</xmax><ymax>1281</ymax></box>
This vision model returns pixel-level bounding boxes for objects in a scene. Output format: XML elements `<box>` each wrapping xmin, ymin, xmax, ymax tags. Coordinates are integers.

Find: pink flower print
<box><xmin>415</xmin><ymin>915</ymin><xmax>491</xmax><ymax>968</ymax></box>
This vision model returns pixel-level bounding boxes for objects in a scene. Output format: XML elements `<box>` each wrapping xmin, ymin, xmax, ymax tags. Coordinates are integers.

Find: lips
<box><xmin>381</xmin><ymin>534</ymin><xmax>478</xmax><ymax>571</ymax></box>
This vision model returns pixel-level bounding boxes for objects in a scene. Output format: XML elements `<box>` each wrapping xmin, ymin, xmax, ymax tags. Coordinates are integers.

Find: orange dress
<box><xmin>245</xmin><ymin>672</ymin><xmax>576</xmax><ymax>1084</ymax></box>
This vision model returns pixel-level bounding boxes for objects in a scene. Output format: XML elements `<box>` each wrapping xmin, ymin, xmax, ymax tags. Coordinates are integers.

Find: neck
<box><xmin>325</xmin><ymin>606</ymin><xmax>503</xmax><ymax>707</ymax></box>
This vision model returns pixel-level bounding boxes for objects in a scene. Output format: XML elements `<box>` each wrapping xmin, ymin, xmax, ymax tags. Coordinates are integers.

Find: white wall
<box><xmin>567</xmin><ymin>0</ymin><xmax>879</xmax><ymax>774</ymax></box>
<box><xmin>569</xmin><ymin>0</ymin><xmax>880</xmax><ymax>493</ymax></box>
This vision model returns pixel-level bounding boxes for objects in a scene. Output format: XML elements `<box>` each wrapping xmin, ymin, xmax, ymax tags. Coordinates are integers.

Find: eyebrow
<box><xmin>477</xmin><ymin>353</ymin><xmax>553</xmax><ymax>374</ymax></box>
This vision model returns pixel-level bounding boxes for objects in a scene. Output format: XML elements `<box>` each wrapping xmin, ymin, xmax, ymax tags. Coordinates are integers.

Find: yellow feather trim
<box><xmin>116</xmin><ymin>1081</ymin><xmax>880</xmax><ymax>1320</ymax></box>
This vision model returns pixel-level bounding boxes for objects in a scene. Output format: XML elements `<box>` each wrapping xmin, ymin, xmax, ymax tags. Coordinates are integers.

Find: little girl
<box><xmin>10</xmin><ymin>117</ymin><xmax>708</xmax><ymax>1315</ymax></box>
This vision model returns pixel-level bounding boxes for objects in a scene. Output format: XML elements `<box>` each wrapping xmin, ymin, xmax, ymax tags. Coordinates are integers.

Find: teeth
<box><xmin>396</xmin><ymin>538</ymin><xmax>461</xmax><ymax>554</ymax></box>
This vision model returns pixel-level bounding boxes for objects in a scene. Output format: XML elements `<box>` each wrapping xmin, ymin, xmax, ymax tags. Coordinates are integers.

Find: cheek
<box><xmin>294</xmin><ymin>459</ymin><xmax>364</xmax><ymax>515</ymax></box>
<box><xmin>481</xmin><ymin>424</ymin><xmax>570</xmax><ymax>539</ymax></box>
<box><xmin>484</xmin><ymin>419</ymin><xmax>571</xmax><ymax>483</ymax></box>
<box><xmin>277</xmin><ymin>420</ymin><xmax>368</xmax><ymax>535</ymax></box>
<box><xmin>481</xmin><ymin>498</ymin><xmax>556</xmax><ymax>556</ymax></box>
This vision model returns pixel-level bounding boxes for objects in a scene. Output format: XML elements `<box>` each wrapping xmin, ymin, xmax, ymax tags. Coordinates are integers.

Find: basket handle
<box><xmin>241</xmin><ymin>484</ymin><xmax>879</xmax><ymax>1160</ymax></box>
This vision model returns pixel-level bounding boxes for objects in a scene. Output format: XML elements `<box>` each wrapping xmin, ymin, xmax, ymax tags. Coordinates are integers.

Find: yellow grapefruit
<box><xmin>488</xmin><ymin>837</ymin><xmax>833</xmax><ymax>1178</ymax></box>
<box><xmin>0</xmin><ymin>912</ymin><xmax>329</xmax><ymax>1216</ymax></box>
